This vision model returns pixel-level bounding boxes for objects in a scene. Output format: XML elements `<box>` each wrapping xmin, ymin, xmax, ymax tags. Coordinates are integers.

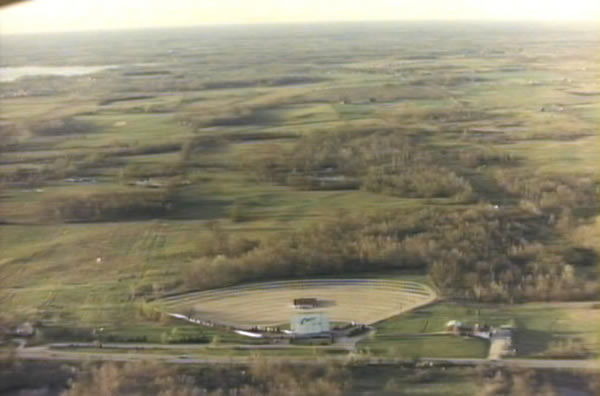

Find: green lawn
<box><xmin>360</xmin><ymin>303</ymin><xmax>490</xmax><ymax>358</ymax></box>
<box><xmin>360</xmin><ymin>301</ymin><xmax>600</xmax><ymax>359</ymax></box>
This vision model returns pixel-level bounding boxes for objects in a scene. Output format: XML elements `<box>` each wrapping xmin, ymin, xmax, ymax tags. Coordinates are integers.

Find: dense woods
<box><xmin>174</xmin><ymin>120</ymin><xmax>598</xmax><ymax>303</ymax></box>
<box><xmin>184</xmin><ymin>202</ymin><xmax>597</xmax><ymax>302</ymax></box>
<box><xmin>240</xmin><ymin>129</ymin><xmax>476</xmax><ymax>201</ymax></box>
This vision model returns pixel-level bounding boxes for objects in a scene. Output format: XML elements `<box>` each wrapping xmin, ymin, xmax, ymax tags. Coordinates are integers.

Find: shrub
<box><xmin>362</xmin><ymin>166</ymin><xmax>473</xmax><ymax>199</ymax></box>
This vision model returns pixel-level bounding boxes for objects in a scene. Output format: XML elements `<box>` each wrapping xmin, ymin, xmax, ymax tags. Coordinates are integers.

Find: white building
<box><xmin>291</xmin><ymin>312</ymin><xmax>330</xmax><ymax>336</ymax></box>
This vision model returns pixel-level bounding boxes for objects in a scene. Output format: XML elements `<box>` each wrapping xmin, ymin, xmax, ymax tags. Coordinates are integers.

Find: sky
<box><xmin>1</xmin><ymin>0</ymin><xmax>599</xmax><ymax>34</ymax></box>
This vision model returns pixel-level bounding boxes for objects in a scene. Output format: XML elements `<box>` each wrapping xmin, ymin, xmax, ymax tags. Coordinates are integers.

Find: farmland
<box><xmin>0</xmin><ymin>22</ymin><xmax>598</xmax><ymax>395</ymax></box>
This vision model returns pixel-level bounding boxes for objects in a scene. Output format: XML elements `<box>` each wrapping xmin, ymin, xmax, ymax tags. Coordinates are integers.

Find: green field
<box><xmin>361</xmin><ymin>301</ymin><xmax>599</xmax><ymax>358</ymax></box>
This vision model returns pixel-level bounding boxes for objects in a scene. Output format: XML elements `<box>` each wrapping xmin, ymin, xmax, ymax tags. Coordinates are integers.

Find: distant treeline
<box><xmin>202</xmin><ymin>76</ymin><xmax>327</xmax><ymax>90</ymax></box>
<box><xmin>99</xmin><ymin>96</ymin><xmax>156</xmax><ymax>106</ymax></box>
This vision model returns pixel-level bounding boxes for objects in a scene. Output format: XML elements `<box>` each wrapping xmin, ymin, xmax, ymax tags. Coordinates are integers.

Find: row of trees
<box><xmin>41</xmin><ymin>190</ymin><xmax>173</xmax><ymax>222</ymax></box>
<box><xmin>3</xmin><ymin>358</ymin><xmax>589</xmax><ymax>396</ymax></box>
<box><xmin>61</xmin><ymin>359</ymin><xmax>346</xmax><ymax>396</ymax></box>
<box><xmin>1</xmin><ymin>141</ymin><xmax>186</xmax><ymax>188</ymax></box>
<box><xmin>2</xmin><ymin>358</ymin><xmax>594</xmax><ymax>396</ymax></box>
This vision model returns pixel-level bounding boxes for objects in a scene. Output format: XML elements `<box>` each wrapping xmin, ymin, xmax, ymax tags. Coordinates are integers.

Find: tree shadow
<box><xmin>514</xmin><ymin>328</ymin><xmax>553</xmax><ymax>356</ymax></box>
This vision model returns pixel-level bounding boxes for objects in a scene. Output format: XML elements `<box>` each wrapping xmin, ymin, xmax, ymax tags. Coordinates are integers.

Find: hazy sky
<box><xmin>1</xmin><ymin>0</ymin><xmax>599</xmax><ymax>34</ymax></box>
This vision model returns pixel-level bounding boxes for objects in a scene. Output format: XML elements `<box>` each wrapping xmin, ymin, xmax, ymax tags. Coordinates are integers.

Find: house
<box><xmin>445</xmin><ymin>320</ymin><xmax>464</xmax><ymax>333</ymax></box>
<box><xmin>14</xmin><ymin>322</ymin><xmax>35</xmax><ymax>337</ymax></box>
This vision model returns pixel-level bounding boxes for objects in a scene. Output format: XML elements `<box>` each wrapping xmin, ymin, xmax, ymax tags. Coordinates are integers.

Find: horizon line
<box><xmin>2</xmin><ymin>18</ymin><xmax>597</xmax><ymax>37</ymax></box>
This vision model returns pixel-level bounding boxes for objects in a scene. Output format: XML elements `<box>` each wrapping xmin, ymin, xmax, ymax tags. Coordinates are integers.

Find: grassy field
<box><xmin>349</xmin><ymin>365</ymin><xmax>481</xmax><ymax>396</ymax></box>
<box><xmin>360</xmin><ymin>301</ymin><xmax>600</xmax><ymax>358</ymax></box>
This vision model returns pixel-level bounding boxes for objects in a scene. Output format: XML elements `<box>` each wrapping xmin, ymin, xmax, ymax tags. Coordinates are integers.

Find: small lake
<box><xmin>0</xmin><ymin>65</ymin><xmax>117</xmax><ymax>82</ymax></box>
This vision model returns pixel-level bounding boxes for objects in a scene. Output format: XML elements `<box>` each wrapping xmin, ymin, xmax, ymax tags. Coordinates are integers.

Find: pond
<box><xmin>0</xmin><ymin>65</ymin><xmax>117</xmax><ymax>82</ymax></box>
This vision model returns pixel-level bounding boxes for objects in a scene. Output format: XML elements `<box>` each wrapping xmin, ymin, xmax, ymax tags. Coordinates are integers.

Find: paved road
<box><xmin>22</xmin><ymin>327</ymin><xmax>371</xmax><ymax>353</ymax></box>
<box><xmin>15</xmin><ymin>344</ymin><xmax>599</xmax><ymax>370</ymax></box>
<box><xmin>44</xmin><ymin>342</ymin><xmax>351</xmax><ymax>351</ymax></box>
<box><xmin>424</xmin><ymin>357</ymin><xmax>598</xmax><ymax>370</ymax></box>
